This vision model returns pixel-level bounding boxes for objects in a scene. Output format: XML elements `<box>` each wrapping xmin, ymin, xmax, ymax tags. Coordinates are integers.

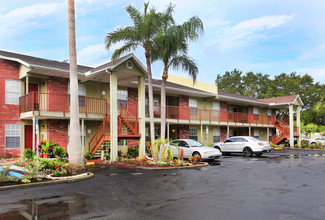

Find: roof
<box><xmin>218</xmin><ymin>91</ymin><xmax>269</xmax><ymax>106</ymax></box>
<box><xmin>0</xmin><ymin>50</ymin><xmax>92</xmax><ymax>73</ymax></box>
<box><xmin>259</xmin><ymin>94</ymin><xmax>303</xmax><ymax>106</ymax></box>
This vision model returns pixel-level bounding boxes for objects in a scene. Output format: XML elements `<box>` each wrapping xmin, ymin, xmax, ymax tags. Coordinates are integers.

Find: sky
<box><xmin>1</xmin><ymin>0</ymin><xmax>325</xmax><ymax>84</ymax></box>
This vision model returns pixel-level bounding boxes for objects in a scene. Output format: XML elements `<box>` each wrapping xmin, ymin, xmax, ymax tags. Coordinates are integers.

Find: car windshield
<box><xmin>187</xmin><ymin>140</ymin><xmax>204</xmax><ymax>147</ymax></box>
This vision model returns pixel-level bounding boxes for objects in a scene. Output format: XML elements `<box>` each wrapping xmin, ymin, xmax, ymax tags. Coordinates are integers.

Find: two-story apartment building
<box><xmin>0</xmin><ymin>50</ymin><xmax>303</xmax><ymax>160</ymax></box>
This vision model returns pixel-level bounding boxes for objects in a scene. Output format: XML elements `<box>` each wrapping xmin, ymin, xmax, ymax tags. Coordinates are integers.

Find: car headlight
<box><xmin>203</xmin><ymin>151</ymin><xmax>215</xmax><ymax>154</ymax></box>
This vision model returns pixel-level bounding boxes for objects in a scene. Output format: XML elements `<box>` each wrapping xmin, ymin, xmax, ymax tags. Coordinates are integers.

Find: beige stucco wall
<box><xmin>115</xmin><ymin>63</ymin><xmax>143</xmax><ymax>76</ymax></box>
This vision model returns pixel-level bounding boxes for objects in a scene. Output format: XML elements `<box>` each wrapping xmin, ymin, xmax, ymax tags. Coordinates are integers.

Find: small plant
<box><xmin>104</xmin><ymin>152</ymin><xmax>110</xmax><ymax>161</ymax></box>
<box><xmin>301</xmin><ymin>144</ymin><xmax>307</xmax><ymax>149</ymax></box>
<box><xmin>294</xmin><ymin>144</ymin><xmax>299</xmax><ymax>148</ymax></box>
<box><xmin>53</xmin><ymin>146</ymin><xmax>67</xmax><ymax>160</ymax></box>
<box><xmin>118</xmin><ymin>150</ymin><xmax>123</xmax><ymax>157</ymax></box>
<box><xmin>188</xmin><ymin>155</ymin><xmax>201</xmax><ymax>163</ymax></box>
<box><xmin>84</xmin><ymin>152</ymin><xmax>95</xmax><ymax>160</ymax></box>
<box><xmin>317</xmin><ymin>142</ymin><xmax>323</xmax><ymax>149</ymax></box>
<box><xmin>41</xmin><ymin>141</ymin><xmax>50</xmax><ymax>153</ymax></box>
<box><xmin>162</xmin><ymin>147</ymin><xmax>168</xmax><ymax>162</ymax></box>
<box><xmin>309</xmin><ymin>145</ymin><xmax>315</xmax><ymax>149</ymax></box>
<box><xmin>127</xmin><ymin>147</ymin><xmax>139</xmax><ymax>158</ymax></box>
<box><xmin>270</xmin><ymin>143</ymin><xmax>275</xmax><ymax>148</ymax></box>
<box><xmin>168</xmin><ymin>147</ymin><xmax>173</xmax><ymax>163</ymax></box>
<box><xmin>0</xmin><ymin>164</ymin><xmax>11</xmax><ymax>182</ymax></box>
<box><xmin>151</xmin><ymin>138</ymin><xmax>168</xmax><ymax>163</ymax></box>
<box><xmin>21</xmin><ymin>178</ymin><xmax>31</xmax><ymax>184</ymax></box>
<box><xmin>23</xmin><ymin>149</ymin><xmax>35</xmax><ymax>160</ymax></box>
<box><xmin>179</xmin><ymin>148</ymin><xmax>184</xmax><ymax>160</ymax></box>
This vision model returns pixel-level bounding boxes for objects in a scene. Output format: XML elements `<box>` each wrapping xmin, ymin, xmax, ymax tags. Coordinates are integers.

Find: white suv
<box><xmin>213</xmin><ymin>136</ymin><xmax>271</xmax><ymax>157</ymax></box>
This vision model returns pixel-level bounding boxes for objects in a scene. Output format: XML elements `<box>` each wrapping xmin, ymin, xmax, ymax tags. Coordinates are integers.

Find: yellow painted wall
<box><xmin>115</xmin><ymin>62</ymin><xmax>144</xmax><ymax>76</ymax></box>
<box><xmin>84</xmin><ymin>120</ymin><xmax>102</xmax><ymax>152</ymax></box>
<box><xmin>259</xmin><ymin>128</ymin><xmax>268</xmax><ymax>141</ymax></box>
<box><xmin>84</xmin><ymin>81</ymin><xmax>110</xmax><ymax>100</ymax></box>
<box><xmin>19</xmin><ymin>65</ymin><xmax>31</xmax><ymax>79</ymax></box>
<box><xmin>167</xmin><ymin>74</ymin><xmax>218</xmax><ymax>96</ymax></box>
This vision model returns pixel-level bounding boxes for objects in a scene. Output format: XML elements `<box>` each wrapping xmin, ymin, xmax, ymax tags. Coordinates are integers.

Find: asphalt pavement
<box><xmin>0</xmin><ymin>149</ymin><xmax>325</xmax><ymax>220</ymax></box>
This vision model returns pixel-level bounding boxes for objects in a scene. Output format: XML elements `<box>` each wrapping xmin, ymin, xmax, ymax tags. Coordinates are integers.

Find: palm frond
<box><xmin>105</xmin><ymin>27</ymin><xmax>140</xmax><ymax>50</ymax></box>
<box><xmin>125</xmin><ymin>5</ymin><xmax>143</xmax><ymax>29</ymax></box>
<box><xmin>182</xmin><ymin>16</ymin><xmax>204</xmax><ymax>41</ymax></box>
<box><xmin>111</xmin><ymin>42</ymin><xmax>139</xmax><ymax>60</ymax></box>
<box><xmin>169</xmin><ymin>55</ymin><xmax>198</xmax><ymax>82</ymax></box>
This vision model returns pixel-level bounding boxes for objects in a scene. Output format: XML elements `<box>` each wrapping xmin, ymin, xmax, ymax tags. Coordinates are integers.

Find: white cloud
<box><xmin>0</xmin><ymin>2</ymin><xmax>65</xmax><ymax>40</ymax></box>
<box><xmin>206</xmin><ymin>14</ymin><xmax>295</xmax><ymax>50</ymax></box>
<box><xmin>297</xmin><ymin>44</ymin><xmax>325</xmax><ymax>61</ymax></box>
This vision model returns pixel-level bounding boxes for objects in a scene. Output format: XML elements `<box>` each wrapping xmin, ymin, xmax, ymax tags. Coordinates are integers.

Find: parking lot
<box><xmin>0</xmin><ymin>149</ymin><xmax>325</xmax><ymax>219</ymax></box>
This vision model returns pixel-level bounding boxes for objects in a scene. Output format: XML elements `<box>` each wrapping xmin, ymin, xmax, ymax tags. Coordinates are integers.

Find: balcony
<box><xmin>145</xmin><ymin>104</ymin><xmax>275</xmax><ymax>126</ymax></box>
<box><xmin>19</xmin><ymin>92</ymin><xmax>109</xmax><ymax>119</ymax></box>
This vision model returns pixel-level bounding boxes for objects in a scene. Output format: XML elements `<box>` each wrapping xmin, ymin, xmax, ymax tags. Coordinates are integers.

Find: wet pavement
<box><xmin>1</xmin><ymin>149</ymin><xmax>325</xmax><ymax>219</ymax></box>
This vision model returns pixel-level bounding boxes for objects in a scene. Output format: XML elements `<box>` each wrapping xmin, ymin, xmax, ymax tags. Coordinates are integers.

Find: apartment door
<box><xmin>28</xmin><ymin>83</ymin><xmax>39</xmax><ymax>110</ymax></box>
<box><xmin>25</xmin><ymin>125</ymin><xmax>33</xmax><ymax>150</ymax></box>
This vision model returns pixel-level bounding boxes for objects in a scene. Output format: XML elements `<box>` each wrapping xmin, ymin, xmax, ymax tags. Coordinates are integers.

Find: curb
<box><xmin>135</xmin><ymin>162</ymin><xmax>209</xmax><ymax>170</ymax></box>
<box><xmin>273</xmin><ymin>148</ymin><xmax>325</xmax><ymax>151</ymax></box>
<box><xmin>0</xmin><ymin>172</ymin><xmax>94</xmax><ymax>191</ymax></box>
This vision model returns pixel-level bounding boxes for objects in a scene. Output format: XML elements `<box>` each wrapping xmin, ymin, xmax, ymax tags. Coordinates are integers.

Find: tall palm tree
<box><xmin>151</xmin><ymin>13</ymin><xmax>204</xmax><ymax>139</ymax></box>
<box><xmin>105</xmin><ymin>2</ymin><xmax>172</xmax><ymax>145</ymax></box>
<box><xmin>68</xmin><ymin>0</ymin><xmax>82</xmax><ymax>164</ymax></box>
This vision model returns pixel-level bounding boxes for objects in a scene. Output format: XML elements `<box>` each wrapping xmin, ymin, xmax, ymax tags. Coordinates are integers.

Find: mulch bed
<box><xmin>111</xmin><ymin>160</ymin><xmax>203</xmax><ymax>169</ymax></box>
<box><xmin>0</xmin><ymin>178</ymin><xmax>50</xmax><ymax>187</ymax></box>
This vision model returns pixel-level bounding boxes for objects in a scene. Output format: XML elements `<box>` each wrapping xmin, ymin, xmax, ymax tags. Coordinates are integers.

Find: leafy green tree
<box><xmin>215</xmin><ymin>69</ymin><xmax>244</xmax><ymax>95</ymax></box>
<box><xmin>151</xmin><ymin>4</ymin><xmax>203</xmax><ymax>139</ymax></box>
<box><xmin>105</xmin><ymin>2</ymin><xmax>160</xmax><ymax>145</ymax></box>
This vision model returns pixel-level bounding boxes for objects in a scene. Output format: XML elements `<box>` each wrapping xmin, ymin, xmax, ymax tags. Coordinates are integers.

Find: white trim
<box><xmin>0</xmin><ymin>55</ymin><xmax>31</xmax><ymax>67</ymax></box>
<box><xmin>218</xmin><ymin>94</ymin><xmax>269</xmax><ymax>106</ymax></box>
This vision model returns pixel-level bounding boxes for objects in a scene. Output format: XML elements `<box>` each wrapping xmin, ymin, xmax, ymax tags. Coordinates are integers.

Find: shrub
<box><xmin>316</xmin><ymin>142</ymin><xmax>323</xmax><ymax>149</ymax></box>
<box><xmin>168</xmin><ymin>147</ymin><xmax>173</xmax><ymax>162</ymax></box>
<box><xmin>270</xmin><ymin>143</ymin><xmax>275</xmax><ymax>148</ymax></box>
<box><xmin>41</xmin><ymin>141</ymin><xmax>50</xmax><ymax>153</ymax></box>
<box><xmin>294</xmin><ymin>144</ymin><xmax>299</xmax><ymax>148</ymax></box>
<box><xmin>162</xmin><ymin>147</ymin><xmax>168</xmax><ymax>162</ymax></box>
<box><xmin>23</xmin><ymin>149</ymin><xmax>35</xmax><ymax>160</ymax></box>
<box><xmin>188</xmin><ymin>155</ymin><xmax>201</xmax><ymax>163</ymax></box>
<box><xmin>104</xmin><ymin>152</ymin><xmax>110</xmax><ymax>161</ymax></box>
<box><xmin>53</xmin><ymin>146</ymin><xmax>67</xmax><ymax>160</ymax></box>
<box><xmin>118</xmin><ymin>150</ymin><xmax>123</xmax><ymax>157</ymax></box>
<box><xmin>127</xmin><ymin>147</ymin><xmax>139</xmax><ymax>158</ymax></box>
<box><xmin>0</xmin><ymin>164</ymin><xmax>11</xmax><ymax>182</ymax></box>
<box><xmin>301</xmin><ymin>144</ymin><xmax>308</xmax><ymax>148</ymax></box>
<box><xmin>309</xmin><ymin>145</ymin><xmax>315</xmax><ymax>149</ymax></box>
<box><xmin>84</xmin><ymin>152</ymin><xmax>94</xmax><ymax>160</ymax></box>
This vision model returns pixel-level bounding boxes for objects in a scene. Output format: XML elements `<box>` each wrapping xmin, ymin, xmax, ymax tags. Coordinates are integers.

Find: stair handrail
<box><xmin>89</xmin><ymin>116</ymin><xmax>110</xmax><ymax>153</ymax></box>
<box><xmin>120</xmin><ymin>103</ymin><xmax>135</xmax><ymax>118</ymax></box>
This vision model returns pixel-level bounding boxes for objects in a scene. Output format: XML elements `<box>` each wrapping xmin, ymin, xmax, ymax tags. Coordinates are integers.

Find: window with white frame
<box><xmin>68</xmin><ymin>124</ymin><xmax>86</xmax><ymax>147</ymax></box>
<box><xmin>213</xmin><ymin>102</ymin><xmax>220</xmax><ymax>117</ymax></box>
<box><xmin>117</xmin><ymin>89</ymin><xmax>128</xmax><ymax>110</ymax></box>
<box><xmin>254</xmin><ymin>129</ymin><xmax>260</xmax><ymax>139</ymax></box>
<box><xmin>189</xmin><ymin>98</ymin><xmax>197</xmax><ymax>115</ymax></box>
<box><xmin>5</xmin><ymin>79</ymin><xmax>21</xmax><ymax>105</ymax></box>
<box><xmin>253</xmin><ymin>107</ymin><xmax>259</xmax><ymax>120</ymax></box>
<box><xmin>189</xmin><ymin>128</ymin><xmax>198</xmax><ymax>140</ymax></box>
<box><xmin>68</xmin><ymin>83</ymin><xmax>86</xmax><ymax>107</ymax></box>
<box><xmin>267</xmin><ymin>109</ymin><xmax>272</xmax><ymax>116</ymax></box>
<box><xmin>213</xmin><ymin>127</ymin><xmax>220</xmax><ymax>142</ymax></box>
<box><xmin>5</xmin><ymin>124</ymin><xmax>20</xmax><ymax>148</ymax></box>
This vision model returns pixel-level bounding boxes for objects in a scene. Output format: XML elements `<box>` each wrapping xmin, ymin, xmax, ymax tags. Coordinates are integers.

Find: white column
<box><xmin>200</xmin><ymin>125</ymin><xmax>203</xmax><ymax>143</ymax></box>
<box><xmin>138</xmin><ymin>76</ymin><xmax>146</xmax><ymax>157</ymax></box>
<box><xmin>110</xmin><ymin>72</ymin><xmax>118</xmax><ymax>162</ymax></box>
<box><xmin>296</xmin><ymin>105</ymin><xmax>301</xmax><ymax>147</ymax></box>
<box><xmin>81</xmin><ymin>119</ymin><xmax>84</xmax><ymax>154</ymax></box>
<box><xmin>267</xmin><ymin>127</ymin><xmax>269</xmax><ymax>142</ymax></box>
<box><xmin>26</xmin><ymin>75</ymin><xmax>29</xmax><ymax>94</ymax></box>
<box><xmin>289</xmin><ymin>104</ymin><xmax>294</xmax><ymax>148</ymax></box>
<box><xmin>167</xmin><ymin>122</ymin><xmax>170</xmax><ymax>141</ymax></box>
<box><xmin>249</xmin><ymin>126</ymin><xmax>251</xmax><ymax>136</ymax></box>
<box><xmin>227</xmin><ymin>125</ymin><xmax>230</xmax><ymax>138</ymax></box>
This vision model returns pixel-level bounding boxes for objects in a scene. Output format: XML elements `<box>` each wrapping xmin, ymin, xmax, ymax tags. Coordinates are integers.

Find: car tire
<box><xmin>243</xmin><ymin>147</ymin><xmax>253</xmax><ymax>157</ymax></box>
<box><xmin>255</xmin><ymin>152</ymin><xmax>263</xmax><ymax>156</ymax></box>
<box><xmin>193</xmin><ymin>152</ymin><xmax>201</xmax><ymax>157</ymax></box>
<box><xmin>311</xmin><ymin>142</ymin><xmax>316</xmax><ymax>145</ymax></box>
<box><xmin>215</xmin><ymin>146</ymin><xmax>222</xmax><ymax>152</ymax></box>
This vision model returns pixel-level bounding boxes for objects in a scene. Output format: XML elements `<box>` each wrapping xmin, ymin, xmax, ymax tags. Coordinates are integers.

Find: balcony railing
<box><xmin>144</xmin><ymin>104</ymin><xmax>275</xmax><ymax>125</ymax></box>
<box><xmin>19</xmin><ymin>92</ymin><xmax>109</xmax><ymax>116</ymax></box>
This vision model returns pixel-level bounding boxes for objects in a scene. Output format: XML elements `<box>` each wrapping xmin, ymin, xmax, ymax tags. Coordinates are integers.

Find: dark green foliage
<box><xmin>53</xmin><ymin>146</ymin><xmax>67</xmax><ymax>160</ymax></box>
<box><xmin>84</xmin><ymin>152</ymin><xmax>94</xmax><ymax>160</ymax></box>
<box><xmin>127</xmin><ymin>147</ymin><xmax>139</xmax><ymax>158</ymax></box>
<box><xmin>23</xmin><ymin>149</ymin><xmax>35</xmax><ymax>160</ymax></box>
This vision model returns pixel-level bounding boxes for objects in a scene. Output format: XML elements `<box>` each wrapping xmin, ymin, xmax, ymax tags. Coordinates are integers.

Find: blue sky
<box><xmin>1</xmin><ymin>0</ymin><xmax>325</xmax><ymax>83</ymax></box>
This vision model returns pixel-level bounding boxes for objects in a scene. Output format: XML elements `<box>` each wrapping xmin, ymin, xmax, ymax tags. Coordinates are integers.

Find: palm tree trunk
<box><xmin>160</xmin><ymin>66</ymin><xmax>168</xmax><ymax>140</ymax></box>
<box><xmin>145</xmin><ymin>48</ymin><xmax>155</xmax><ymax>145</ymax></box>
<box><xmin>68</xmin><ymin>0</ymin><xmax>82</xmax><ymax>164</ymax></box>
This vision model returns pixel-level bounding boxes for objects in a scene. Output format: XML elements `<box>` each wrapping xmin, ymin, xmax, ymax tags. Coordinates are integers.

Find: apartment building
<box><xmin>0</xmin><ymin>50</ymin><xmax>303</xmax><ymax>159</ymax></box>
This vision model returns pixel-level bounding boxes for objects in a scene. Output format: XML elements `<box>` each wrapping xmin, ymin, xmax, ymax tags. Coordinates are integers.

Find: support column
<box><xmin>138</xmin><ymin>76</ymin><xmax>146</xmax><ymax>157</ymax></box>
<box><xmin>26</xmin><ymin>75</ymin><xmax>29</xmax><ymax>94</ymax></box>
<box><xmin>227</xmin><ymin>125</ymin><xmax>230</xmax><ymax>138</ymax></box>
<box><xmin>249</xmin><ymin>126</ymin><xmax>251</xmax><ymax>136</ymax></box>
<box><xmin>32</xmin><ymin>116</ymin><xmax>35</xmax><ymax>152</ymax></box>
<box><xmin>81</xmin><ymin>119</ymin><xmax>84</xmax><ymax>154</ymax></box>
<box><xmin>200</xmin><ymin>125</ymin><xmax>203</xmax><ymax>143</ymax></box>
<box><xmin>167</xmin><ymin>122</ymin><xmax>170</xmax><ymax>141</ymax></box>
<box><xmin>289</xmin><ymin>104</ymin><xmax>294</xmax><ymax>148</ymax></box>
<box><xmin>267</xmin><ymin>127</ymin><xmax>269</xmax><ymax>142</ymax></box>
<box><xmin>110</xmin><ymin>72</ymin><xmax>118</xmax><ymax>162</ymax></box>
<box><xmin>296</xmin><ymin>105</ymin><xmax>301</xmax><ymax>147</ymax></box>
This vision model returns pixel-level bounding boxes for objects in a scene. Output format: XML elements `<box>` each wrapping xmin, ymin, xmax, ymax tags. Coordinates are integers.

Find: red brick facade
<box><xmin>220</xmin><ymin>127</ymin><xmax>227</xmax><ymax>142</ymax></box>
<box><xmin>179</xmin><ymin>124</ymin><xmax>189</xmax><ymax>139</ymax></box>
<box><xmin>0</xmin><ymin>59</ymin><xmax>21</xmax><ymax>157</ymax></box>
<box><xmin>47</xmin><ymin>119</ymin><xmax>69</xmax><ymax>150</ymax></box>
<box><xmin>178</xmin><ymin>95</ymin><xmax>189</xmax><ymax>120</ymax></box>
<box><xmin>248</xmin><ymin>105</ymin><xmax>254</xmax><ymax>123</ymax></box>
<box><xmin>47</xmin><ymin>77</ymin><xmax>68</xmax><ymax>95</ymax></box>
<box><xmin>220</xmin><ymin>101</ymin><xmax>228</xmax><ymax>122</ymax></box>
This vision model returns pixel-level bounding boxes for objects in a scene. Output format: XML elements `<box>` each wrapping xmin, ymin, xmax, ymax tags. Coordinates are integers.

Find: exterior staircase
<box><xmin>89</xmin><ymin>103</ymin><xmax>140</xmax><ymax>155</ymax></box>
<box><xmin>271</xmin><ymin>119</ymin><xmax>290</xmax><ymax>145</ymax></box>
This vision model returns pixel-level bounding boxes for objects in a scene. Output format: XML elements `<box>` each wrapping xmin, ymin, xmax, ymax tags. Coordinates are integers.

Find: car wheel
<box><xmin>193</xmin><ymin>152</ymin><xmax>201</xmax><ymax>157</ymax></box>
<box><xmin>243</xmin><ymin>147</ymin><xmax>253</xmax><ymax>157</ymax></box>
<box><xmin>255</xmin><ymin>152</ymin><xmax>263</xmax><ymax>156</ymax></box>
<box><xmin>311</xmin><ymin>142</ymin><xmax>316</xmax><ymax>145</ymax></box>
<box><xmin>215</xmin><ymin>146</ymin><xmax>222</xmax><ymax>152</ymax></box>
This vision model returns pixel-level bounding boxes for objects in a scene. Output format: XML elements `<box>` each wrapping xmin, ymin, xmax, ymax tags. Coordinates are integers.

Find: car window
<box><xmin>241</xmin><ymin>138</ymin><xmax>248</xmax><ymax>142</ymax></box>
<box><xmin>186</xmin><ymin>139</ymin><xmax>204</xmax><ymax>147</ymax></box>
<box><xmin>170</xmin><ymin>141</ymin><xmax>179</xmax><ymax>146</ymax></box>
<box><xmin>178</xmin><ymin>141</ymin><xmax>189</xmax><ymax>147</ymax></box>
<box><xmin>225</xmin><ymin>138</ymin><xmax>235</xmax><ymax>143</ymax></box>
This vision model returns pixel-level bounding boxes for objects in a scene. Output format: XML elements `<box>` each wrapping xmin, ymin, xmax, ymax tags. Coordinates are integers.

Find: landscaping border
<box><xmin>134</xmin><ymin>162</ymin><xmax>209</xmax><ymax>170</ymax></box>
<box><xmin>0</xmin><ymin>172</ymin><xmax>94</xmax><ymax>191</ymax></box>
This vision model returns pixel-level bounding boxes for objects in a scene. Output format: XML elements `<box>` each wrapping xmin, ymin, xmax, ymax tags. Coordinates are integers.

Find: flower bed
<box><xmin>110</xmin><ymin>159</ymin><xmax>204</xmax><ymax>169</ymax></box>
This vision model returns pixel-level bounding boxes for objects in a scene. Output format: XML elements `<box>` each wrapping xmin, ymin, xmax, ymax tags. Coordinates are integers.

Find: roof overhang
<box><xmin>218</xmin><ymin>94</ymin><xmax>269</xmax><ymax>107</ymax></box>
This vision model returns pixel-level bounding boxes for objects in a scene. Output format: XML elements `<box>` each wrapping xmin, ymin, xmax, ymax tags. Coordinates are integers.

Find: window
<box><xmin>68</xmin><ymin>83</ymin><xmax>86</xmax><ymax>107</ymax></box>
<box><xmin>68</xmin><ymin>124</ymin><xmax>86</xmax><ymax>147</ymax></box>
<box><xmin>267</xmin><ymin>109</ymin><xmax>272</xmax><ymax>116</ymax></box>
<box><xmin>117</xmin><ymin>89</ymin><xmax>128</xmax><ymax>110</ymax></box>
<box><xmin>213</xmin><ymin>102</ymin><xmax>220</xmax><ymax>117</ymax></box>
<box><xmin>213</xmin><ymin>127</ymin><xmax>220</xmax><ymax>142</ymax></box>
<box><xmin>178</xmin><ymin>141</ymin><xmax>189</xmax><ymax>147</ymax></box>
<box><xmin>170</xmin><ymin>140</ymin><xmax>180</xmax><ymax>146</ymax></box>
<box><xmin>5</xmin><ymin>124</ymin><xmax>20</xmax><ymax>148</ymax></box>
<box><xmin>189</xmin><ymin>128</ymin><xmax>198</xmax><ymax>140</ymax></box>
<box><xmin>253</xmin><ymin>107</ymin><xmax>259</xmax><ymax>120</ymax></box>
<box><xmin>254</xmin><ymin>129</ymin><xmax>260</xmax><ymax>139</ymax></box>
<box><xmin>5</xmin><ymin>79</ymin><xmax>21</xmax><ymax>105</ymax></box>
<box><xmin>154</xmin><ymin>127</ymin><xmax>160</xmax><ymax>140</ymax></box>
<box><xmin>189</xmin><ymin>99</ymin><xmax>197</xmax><ymax>115</ymax></box>
<box><xmin>225</xmin><ymin>138</ymin><xmax>235</xmax><ymax>143</ymax></box>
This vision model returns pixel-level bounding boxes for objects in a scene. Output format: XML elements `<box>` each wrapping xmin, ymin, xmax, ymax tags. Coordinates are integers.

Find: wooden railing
<box><xmin>19</xmin><ymin>92</ymin><xmax>109</xmax><ymax>116</ymax></box>
<box><xmin>118</xmin><ymin>103</ymin><xmax>139</xmax><ymax>136</ymax></box>
<box><xmin>89</xmin><ymin>117</ymin><xmax>110</xmax><ymax>153</ymax></box>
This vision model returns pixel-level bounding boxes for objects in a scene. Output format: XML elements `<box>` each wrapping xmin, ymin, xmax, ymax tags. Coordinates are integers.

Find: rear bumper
<box><xmin>254</xmin><ymin>149</ymin><xmax>271</xmax><ymax>153</ymax></box>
